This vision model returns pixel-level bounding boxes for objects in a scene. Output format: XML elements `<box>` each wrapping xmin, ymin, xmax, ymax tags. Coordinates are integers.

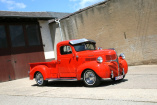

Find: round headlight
<box><xmin>97</xmin><ymin>56</ymin><xmax>103</xmax><ymax>63</ymax></box>
<box><xmin>119</xmin><ymin>53</ymin><xmax>125</xmax><ymax>59</ymax></box>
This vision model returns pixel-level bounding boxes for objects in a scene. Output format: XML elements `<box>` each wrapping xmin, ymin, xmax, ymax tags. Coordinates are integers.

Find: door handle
<box><xmin>58</xmin><ymin>60</ymin><xmax>61</xmax><ymax>63</ymax></box>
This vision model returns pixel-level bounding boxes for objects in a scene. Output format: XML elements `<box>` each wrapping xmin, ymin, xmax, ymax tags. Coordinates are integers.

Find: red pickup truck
<box><xmin>29</xmin><ymin>38</ymin><xmax>128</xmax><ymax>87</ymax></box>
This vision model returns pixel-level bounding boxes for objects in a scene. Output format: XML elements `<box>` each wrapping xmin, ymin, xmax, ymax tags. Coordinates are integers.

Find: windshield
<box><xmin>74</xmin><ymin>43</ymin><xmax>96</xmax><ymax>52</ymax></box>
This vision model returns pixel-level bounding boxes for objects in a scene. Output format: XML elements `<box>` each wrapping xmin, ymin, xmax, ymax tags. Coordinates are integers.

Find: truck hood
<box><xmin>76</xmin><ymin>49</ymin><xmax>117</xmax><ymax>58</ymax></box>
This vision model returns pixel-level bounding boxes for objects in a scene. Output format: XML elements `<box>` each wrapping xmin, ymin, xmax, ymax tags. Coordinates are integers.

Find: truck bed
<box><xmin>29</xmin><ymin>60</ymin><xmax>57</xmax><ymax>70</ymax></box>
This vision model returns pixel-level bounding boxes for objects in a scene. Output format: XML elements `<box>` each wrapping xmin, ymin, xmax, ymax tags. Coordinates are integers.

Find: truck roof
<box><xmin>69</xmin><ymin>38</ymin><xmax>96</xmax><ymax>45</ymax></box>
<box><xmin>57</xmin><ymin>38</ymin><xmax>96</xmax><ymax>46</ymax></box>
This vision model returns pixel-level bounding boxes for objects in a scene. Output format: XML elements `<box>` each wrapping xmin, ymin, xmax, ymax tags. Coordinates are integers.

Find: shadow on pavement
<box><xmin>100</xmin><ymin>79</ymin><xmax>128</xmax><ymax>87</ymax></box>
<box><xmin>31</xmin><ymin>79</ymin><xmax>128</xmax><ymax>87</ymax></box>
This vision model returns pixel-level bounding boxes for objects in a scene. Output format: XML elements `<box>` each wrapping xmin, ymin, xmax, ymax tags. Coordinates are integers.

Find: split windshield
<box><xmin>74</xmin><ymin>43</ymin><xmax>96</xmax><ymax>52</ymax></box>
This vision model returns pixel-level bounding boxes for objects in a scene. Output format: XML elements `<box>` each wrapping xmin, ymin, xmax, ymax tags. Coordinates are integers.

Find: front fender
<box><xmin>29</xmin><ymin>65</ymin><xmax>50</xmax><ymax>80</ymax></box>
<box><xmin>119</xmin><ymin>58</ymin><xmax>128</xmax><ymax>74</ymax></box>
<box><xmin>77</xmin><ymin>61</ymin><xmax>110</xmax><ymax>80</ymax></box>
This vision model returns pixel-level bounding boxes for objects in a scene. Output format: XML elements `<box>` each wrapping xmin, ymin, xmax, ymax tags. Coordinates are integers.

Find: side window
<box><xmin>26</xmin><ymin>24</ymin><xmax>41</xmax><ymax>46</ymax></box>
<box><xmin>9</xmin><ymin>25</ymin><xmax>25</xmax><ymax>47</ymax></box>
<box><xmin>0</xmin><ymin>25</ymin><xmax>7</xmax><ymax>48</ymax></box>
<box><xmin>85</xmin><ymin>44</ymin><xmax>95</xmax><ymax>50</ymax></box>
<box><xmin>60</xmin><ymin>45</ymin><xmax>72</xmax><ymax>55</ymax></box>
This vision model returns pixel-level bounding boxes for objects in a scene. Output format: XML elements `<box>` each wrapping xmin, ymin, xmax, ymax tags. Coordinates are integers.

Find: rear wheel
<box><xmin>35</xmin><ymin>72</ymin><xmax>48</xmax><ymax>86</ymax></box>
<box><xmin>83</xmin><ymin>70</ymin><xmax>101</xmax><ymax>87</ymax></box>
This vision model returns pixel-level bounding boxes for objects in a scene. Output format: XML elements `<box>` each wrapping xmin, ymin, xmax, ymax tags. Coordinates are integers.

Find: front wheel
<box><xmin>35</xmin><ymin>72</ymin><xmax>48</xmax><ymax>86</ymax></box>
<box><xmin>83</xmin><ymin>70</ymin><xmax>101</xmax><ymax>87</ymax></box>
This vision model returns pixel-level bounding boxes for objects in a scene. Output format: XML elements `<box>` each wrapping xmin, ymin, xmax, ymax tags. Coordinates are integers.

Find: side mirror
<box><xmin>119</xmin><ymin>53</ymin><xmax>125</xmax><ymax>59</ymax></box>
<box><xmin>98</xmin><ymin>47</ymin><xmax>102</xmax><ymax>50</ymax></box>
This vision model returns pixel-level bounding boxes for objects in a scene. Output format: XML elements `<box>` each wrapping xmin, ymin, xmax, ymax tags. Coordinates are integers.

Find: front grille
<box><xmin>106</xmin><ymin>52</ymin><xmax>120</xmax><ymax>75</ymax></box>
<box><xmin>106</xmin><ymin>54</ymin><xmax>117</xmax><ymax>61</ymax></box>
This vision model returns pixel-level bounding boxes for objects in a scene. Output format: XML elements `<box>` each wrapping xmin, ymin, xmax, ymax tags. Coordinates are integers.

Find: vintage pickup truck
<box><xmin>29</xmin><ymin>38</ymin><xmax>128</xmax><ymax>87</ymax></box>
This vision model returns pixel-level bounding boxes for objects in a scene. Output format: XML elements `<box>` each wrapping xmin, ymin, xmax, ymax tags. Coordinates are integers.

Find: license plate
<box><xmin>115</xmin><ymin>75</ymin><xmax>123</xmax><ymax>80</ymax></box>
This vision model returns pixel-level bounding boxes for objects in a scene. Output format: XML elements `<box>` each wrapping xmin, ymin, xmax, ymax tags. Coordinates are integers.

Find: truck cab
<box><xmin>29</xmin><ymin>38</ymin><xmax>128</xmax><ymax>87</ymax></box>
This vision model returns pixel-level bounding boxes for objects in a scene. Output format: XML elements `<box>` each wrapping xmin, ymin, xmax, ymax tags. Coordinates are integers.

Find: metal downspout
<box><xmin>55</xmin><ymin>19</ymin><xmax>63</xmax><ymax>41</ymax></box>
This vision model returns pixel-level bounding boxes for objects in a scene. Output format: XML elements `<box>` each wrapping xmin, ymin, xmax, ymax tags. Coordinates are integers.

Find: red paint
<box><xmin>29</xmin><ymin>39</ymin><xmax>128</xmax><ymax>81</ymax></box>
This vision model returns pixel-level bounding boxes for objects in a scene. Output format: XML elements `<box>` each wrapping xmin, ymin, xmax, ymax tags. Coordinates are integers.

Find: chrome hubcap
<box><xmin>35</xmin><ymin>73</ymin><xmax>43</xmax><ymax>85</ymax></box>
<box><xmin>84</xmin><ymin>71</ymin><xmax>96</xmax><ymax>85</ymax></box>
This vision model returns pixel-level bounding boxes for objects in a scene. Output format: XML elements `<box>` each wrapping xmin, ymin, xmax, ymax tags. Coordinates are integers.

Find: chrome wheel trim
<box><xmin>35</xmin><ymin>72</ymin><xmax>44</xmax><ymax>85</ymax></box>
<box><xmin>84</xmin><ymin>70</ymin><xmax>96</xmax><ymax>85</ymax></box>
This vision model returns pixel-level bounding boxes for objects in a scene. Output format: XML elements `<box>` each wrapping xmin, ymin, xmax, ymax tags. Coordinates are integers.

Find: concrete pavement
<box><xmin>0</xmin><ymin>65</ymin><xmax>157</xmax><ymax>105</ymax></box>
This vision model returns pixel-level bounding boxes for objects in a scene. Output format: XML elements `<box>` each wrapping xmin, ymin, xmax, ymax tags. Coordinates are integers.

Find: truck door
<box><xmin>58</xmin><ymin>45</ymin><xmax>76</xmax><ymax>78</ymax></box>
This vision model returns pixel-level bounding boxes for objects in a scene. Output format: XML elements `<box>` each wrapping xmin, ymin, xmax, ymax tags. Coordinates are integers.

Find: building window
<box><xmin>26</xmin><ymin>24</ymin><xmax>41</xmax><ymax>46</ymax></box>
<box><xmin>9</xmin><ymin>25</ymin><xmax>25</xmax><ymax>47</ymax></box>
<box><xmin>60</xmin><ymin>46</ymin><xmax>72</xmax><ymax>55</ymax></box>
<box><xmin>0</xmin><ymin>25</ymin><xmax>7</xmax><ymax>48</ymax></box>
<box><xmin>0</xmin><ymin>23</ymin><xmax>41</xmax><ymax>48</ymax></box>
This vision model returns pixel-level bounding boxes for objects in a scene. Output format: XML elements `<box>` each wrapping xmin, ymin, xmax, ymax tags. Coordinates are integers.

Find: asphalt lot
<box><xmin>0</xmin><ymin>65</ymin><xmax>157</xmax><ymax>105</ymax></box>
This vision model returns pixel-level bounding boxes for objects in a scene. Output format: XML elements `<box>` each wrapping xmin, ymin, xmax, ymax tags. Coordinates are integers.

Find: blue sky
<box><xmin>0</xmin><ymin>0</ymin><xmax>105</xmax><ymax>13</ymax></box>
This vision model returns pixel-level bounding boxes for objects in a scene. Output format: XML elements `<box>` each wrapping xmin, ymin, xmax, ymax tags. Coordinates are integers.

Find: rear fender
<box><xmin>30</xmin><ymin>65</ymin><xmax>50</xmax><ymax>80</ymax></box>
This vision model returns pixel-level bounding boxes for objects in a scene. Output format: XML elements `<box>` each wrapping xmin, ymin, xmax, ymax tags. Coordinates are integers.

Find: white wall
<box><xmin>49</xmin><ymin>22</ymin><xmax>63</xmax><ymax>60</ymax></box>
<box><xmin>39</xmin><ymin>20</ymin><xmax>55</xmax><ymax>60</ymax></box>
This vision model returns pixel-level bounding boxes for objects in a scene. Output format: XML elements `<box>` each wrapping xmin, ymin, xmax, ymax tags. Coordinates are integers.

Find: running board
<box><xmin>46</xmin><ymin>78</ymin><xmax>78</xmax><ymax>81</ymax></box>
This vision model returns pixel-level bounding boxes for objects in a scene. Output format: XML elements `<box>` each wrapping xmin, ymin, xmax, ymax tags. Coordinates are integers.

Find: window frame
<box><xmin>0</xmin><ymin>25</ymin><xmax>8</xmax><ymax>48</ymax></box>
<box><xmin>0</xmin><ymin>22</ymin><xmax>43</xmax><ymax>49</ymax></box>
<box><xmin>9</xmin><ymin>25</ymin><xmax>26</xmax><ymax>47</ymax></box>
<box><xmin>60</xmin><ymin>45</ymin><xmax>73</xmax><ymax>55</ymax></box>
<box><xmin>0</xmin><ymin>21</ymin><xmax>44</xmax><ymax>54</ymax></box>
<box><xmin>73</xmin><ymin>42</ymin><xmax>96</xmax><ymax>52</ymax></box>
<box><xmin>26</xmin><ymin>24</ymin><xmax>41</xmax><ymax>46</ymax></box>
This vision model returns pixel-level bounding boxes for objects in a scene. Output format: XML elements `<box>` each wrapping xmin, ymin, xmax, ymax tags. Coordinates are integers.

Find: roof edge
<box><xmin>50</xmin><ymin>0</ymin><xmax>109</xmax><ymax>22</ymax></box>
<box><xmin>0</xmin><ymin>11</ymin><xmax>57</xmax><ymax>20</ymax></box>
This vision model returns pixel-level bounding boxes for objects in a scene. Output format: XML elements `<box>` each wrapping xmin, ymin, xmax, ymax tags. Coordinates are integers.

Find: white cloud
<box><xmin>69</xmin><ymin>0</ymin><xmax>78</xmax><ymax>1</ymax></box>
<box><xmin>0</xmin><ymin>0</ymin><xmax>26</xmax><ymax>10</ymax></box>
<box><xmin>70</xmin><ymin>0</ymin><xmax>105</xmax><ymax>10</ymax></box>
<box><xmin>79</xmin><ymin>0</ymin><xmax>104</xmax><ymax>9</ymax></box>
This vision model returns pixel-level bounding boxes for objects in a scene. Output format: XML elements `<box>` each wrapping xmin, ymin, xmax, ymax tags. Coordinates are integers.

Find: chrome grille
<box><xmin>106</xmin><ymin>52</ymin><xmax>120</xmax><ymax>75</ymax></box>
